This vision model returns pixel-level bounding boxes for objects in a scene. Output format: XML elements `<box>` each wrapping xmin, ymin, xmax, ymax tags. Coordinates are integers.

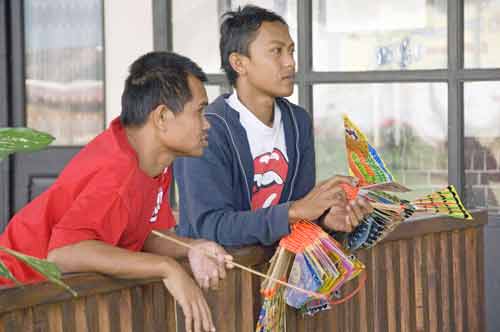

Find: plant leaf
<box><xmin>0</xmin><ymin>127</ymin><xmax>54</xmax><ymax>158</ymax></box>
<box><xmin>0</xmin><ymin>246</ymin><xmax>77</xmax><ymax>297</ymax></box>
<box><xmin>0</xmin><ymin>259</ymin><xmax>21</xmax><ymax>286</ymax></box>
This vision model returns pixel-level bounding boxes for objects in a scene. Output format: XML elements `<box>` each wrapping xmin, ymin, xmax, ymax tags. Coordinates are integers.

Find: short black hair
<box><xmin>120</xmin><ymin>51</ymin><xmax>207</xmax><ymax>126</ymax></box>
<box><xmin>219</xmin><ymin>5</ymin><xmax>287</xmax><ymax>86</ymax></box>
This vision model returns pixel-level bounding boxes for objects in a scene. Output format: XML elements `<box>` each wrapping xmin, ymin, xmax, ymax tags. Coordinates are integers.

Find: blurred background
<box><xmin>0</xmin><ymin>1</ymin><xmax>499</xmax><ymax>330</ymax></box>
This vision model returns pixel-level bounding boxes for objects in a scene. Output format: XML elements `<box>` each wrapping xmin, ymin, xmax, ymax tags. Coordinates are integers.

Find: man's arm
<box><xmin>47</xmin><ymin>241</ymin><xmax>216</xmax><ymax>332</ymax></box>
<box><xmin>142</xmin><ymin>230</ymin><xmax>234</xmax><ymax>290</ymax></box>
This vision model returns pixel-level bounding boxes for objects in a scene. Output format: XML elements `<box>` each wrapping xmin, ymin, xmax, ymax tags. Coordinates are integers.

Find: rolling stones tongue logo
<box><xmin>252</xmin><ymin>148</ymin><xmax>288</xmax><ymax>210</ymax></box>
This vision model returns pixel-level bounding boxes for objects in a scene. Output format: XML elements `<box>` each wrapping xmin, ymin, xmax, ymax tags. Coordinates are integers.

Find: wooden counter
<box><xmin>0</xmin><ymin>210</ymin><xmax>487</xmax><ymax>332</ymax></box>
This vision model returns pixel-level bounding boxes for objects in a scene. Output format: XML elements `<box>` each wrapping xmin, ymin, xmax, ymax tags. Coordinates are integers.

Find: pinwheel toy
<box><xmin>341</xmin><ymin>115</ymin><xmax>472</xmax><ymax>251</ymax></box>
<box><xmin>255</xmin><ymin>221</ymin><xmax>365</xmax><ymax>332</ymax></box>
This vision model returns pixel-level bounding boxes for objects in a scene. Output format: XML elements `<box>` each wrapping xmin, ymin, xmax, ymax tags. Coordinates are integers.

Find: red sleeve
<box><xmin>48</xmin><ymin>190</ymin><xmax>129</xmax><ymax>252</ymax></box>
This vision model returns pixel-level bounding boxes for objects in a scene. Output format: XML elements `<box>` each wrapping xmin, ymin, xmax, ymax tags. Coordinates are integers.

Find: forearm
<box><xmin>142</xmin><ymin>230</ymin><xmax>198</xmax><ymax>259</ymax></box>
<box><xmin>47</xmin><ymin>240</ymin><xmax>180</xmax><ymax>280</ymax></box>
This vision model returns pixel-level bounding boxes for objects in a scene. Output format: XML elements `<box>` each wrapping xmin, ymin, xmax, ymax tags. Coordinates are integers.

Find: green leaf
<box><xmin>0</xmin><ymin>127</ymin><xmax>55</xmax><ymax>158</ymax></box>
<box><xmin>0</xmin><ymin>246</ymin><xmax>77</xmax><ymax>297</ymax></box>
<box><xmin>0</xmin><ymin>259</ymin><xmax>21</xmax><ymax>286</ymax></box>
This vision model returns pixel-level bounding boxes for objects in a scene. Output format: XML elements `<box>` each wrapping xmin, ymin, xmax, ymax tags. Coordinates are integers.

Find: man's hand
<box><xmin>162</xmin><ymin>262</ymin><xmax>216</xmax><ymax>332</ymax></box>
<box><xmin>188</xmin><ymin>240</ymin><xmax>234</xmax><ymax>291</ymax></box>
<box><xmin>321</xmin><ymin>196</ymin><xmax>373</xmax><ymax>232</ymax></box>
<box><xmin>288</xmin><ymin>175</ymin><xmax>359</xmax><ymax>223</ymax></box>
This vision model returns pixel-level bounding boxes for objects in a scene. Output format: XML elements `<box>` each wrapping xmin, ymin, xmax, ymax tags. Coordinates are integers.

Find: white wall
<box><xmin>104</xmin><ymin>0</ymin><xmax>153</xmax><ymax>124</ymax></box>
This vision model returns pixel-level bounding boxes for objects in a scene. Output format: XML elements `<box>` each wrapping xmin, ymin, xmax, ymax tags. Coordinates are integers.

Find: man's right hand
<box><xmin>288</xmin><ymin>175</ymin><xmax>358</xmax><ymax>223</ymax></box>
<box><xmin>162</xmin><ymin>261</ymin><xmax>216</xmax><ymax>332</ymax></box>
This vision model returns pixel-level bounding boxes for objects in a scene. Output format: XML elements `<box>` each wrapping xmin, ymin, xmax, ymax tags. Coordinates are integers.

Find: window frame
<box><xmin>154</xmin><ymin>0</ymin><xmax>500</xmax><ymax>203</ymax></box>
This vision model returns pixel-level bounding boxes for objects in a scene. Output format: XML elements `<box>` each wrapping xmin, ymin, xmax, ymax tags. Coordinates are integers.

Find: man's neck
<box><xmin>125</xmin><ymin>125</ymin><xmax>174</xmax><ymax>177</ymax></box>
<box><xmin>234</xmin><ymin>85</ymin><xmax>275</xmax><ymax>127</ymax></box>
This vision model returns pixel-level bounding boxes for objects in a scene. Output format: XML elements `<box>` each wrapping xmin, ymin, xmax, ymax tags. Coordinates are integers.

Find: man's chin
<box><xmin>275</xmin><ymin>86</ymin><xmax>294</xmax><ymax>98</ymax></box>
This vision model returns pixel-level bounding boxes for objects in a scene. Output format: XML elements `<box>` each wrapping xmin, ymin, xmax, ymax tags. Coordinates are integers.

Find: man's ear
<box><xmin>229</xmin><ymin>52</ymin><xmax>248</xmax><ymax>77</ymax></box>
<box><xmin>151</xmin><ymin>104</ymin><xmax>175</xmax><ymax>131</ymax></box>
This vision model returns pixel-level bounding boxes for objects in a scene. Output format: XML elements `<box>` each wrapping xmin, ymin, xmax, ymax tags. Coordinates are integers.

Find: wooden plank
<box><xmin>164</xmin><ymin>287</ymin><xmax>177</xmax><ymax>332</ymax></box>
<box><xmin>397</xmin><ymin>240</ymin><xmax>411</xmax><ymax>332</ymax></box>
<box><xmin>118</xmin><ymin>289</ymin><xmax>133</xmax><ymax>332</ymax></box>
<box><xmin>142</xmin><ymin>284</ymin><xmax>155</xmax><ymax>332</ymax></box>
<box><xmin>356</xmin><ymin>250</ymin><xmax>368</xmax><ymax>332</ymax></box>
<box><xmin>85</xmin><ymin>295</ymin><xmax>99</xmax><ymax>332</ymax></box>
<box><xmin>413</xmin><ymin>237</ymin><xmax>424</xmax><ymax>332</ymax></box>
<box><xmin>2</xmin><ymin>310</ymin><xmax>25</xmax><ymax>332</ymax></box>
<box><xmin>151</xmin><ymin>283</ymin><xmax>167</xmax><ymax>332</ymax></box>
<box><xmin>376</xmin><ymin>243</ymin><xmax>388</xmax><ymax>332</ymax></box>
<box><xmin>459</xmin><ymin>230</ymin><xmax>469</xmax><ymax>332</ymax></box>
<box><xmin>74</xmin><ymin>298</ymin><xmax>89</xmax><ymax>332</ymax></box>
<box><xmin>96</xmin><ymin>294</ymin><xmax>110</xmax><ymax>332</ymax></box>
<box><xmin>385</xmin><ymin>243</ymin><xmax>397</xmax><ymax>332</ymax></box>
<box><xmin>213</xmin><ymin>270</ymin><xmax>237</xmax><ymax>331</ymax></box>
<box><xmin>285</xmin><ymin>306</ymin><xmax>297</xmax><ymax>332</ymax></box>
<box><xmin>383</xmin><ymin>210</ymin><xmax>487</xmax><ymax>243</ymax></box>
<box><xmin>477</xmin><ymin>226</ymin><xmax>486</xmax><ymax>332</ymax></box>
<box><xmin>424</xmin><ymin>234</ymin><xmax>439</xmax><ymax>332</ymax></box>
<box><xmin>47</xmin><ymin>304</ymin><xmax>63</xmax><ymax>332</ymax></box>
<box><xmin>33</xmin><ymin>304</ymin><xmax>50</xmax><ymax>332</ymax></box>
<box><xmin>130</xmin><ymin>286</ymin><xmax>144</xmax><ymax>332</ymax></box>
<box><xmin>240</xmin><ymin>271</ymin><xmax>255</xmax><ymax>332</ymax></box>
<box><xmin>107</xmin><ymin>291</ymin><xmax>122</xmax><ymax>332</ymax></box>
<box><xmin>61</xmin><ymin>301</ymin><xmax>76</xmax><ymax>332</ymax></box>
<box><xmin>451</xmin><ymin>231</ymin><xmax>464</xmax><ymax>332</ymax></box>
<box><xmin>465</xmin><ymin>228</ymin><xmax>479</xmax><ymax>332</ymax></box>
<box><xmin>439</xmin><ymin>232</ymin><xmax>452</xmax><ymax>332</ymax></box>
<box><xmin>0</xmin><ymin>274</ymin><xmax>158</xmax><ymax>314</ymax></box>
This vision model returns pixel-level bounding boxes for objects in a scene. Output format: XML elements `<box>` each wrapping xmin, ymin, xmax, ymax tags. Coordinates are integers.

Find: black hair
<box><xmin>120</xmin><ymin>51</ymin><xmax>207</xmax><ymax>126</ymax></box>
<box><xmin>219</xmin><ymin>5</ymin><xmax>287</xmax><ymax>86</ymax></box>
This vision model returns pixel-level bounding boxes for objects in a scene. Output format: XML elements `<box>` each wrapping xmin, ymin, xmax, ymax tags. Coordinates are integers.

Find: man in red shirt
<box><xmin>0</xmin><ymin>51</ymin><xmax>231</xmax><ymax>332</ymax></box>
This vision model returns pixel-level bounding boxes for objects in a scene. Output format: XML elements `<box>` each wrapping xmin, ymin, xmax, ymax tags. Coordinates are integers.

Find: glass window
<box><xmin>464</xmin><ymin>0</ymin><xmax>500</xmax><ymax>68</ymax></box>
<box><xmin>24</xmin><ymin>0</ymin><xmax>105</xmax><ymax>146</ymax></box>
<box><xmin>172</xmin><ymin>0</ymin><xmax>297</xmax><ymax>73</ymax></box>
<box><xmin>312</xmin><ymin>0</ymin><xmax>448</xmax><ymax>71</ymax></box>
<box><xmin>314</xmin><ymin>83</ymin><xmax>448</xmax><ymax>200</ymax></box>
<box><xmin>464</xmin><ymin>82</ymin><xmax>500</xmax><ymax>212</ymax></box>
<box><xmin>205</xmin><ymin>85</ymin><xmax>223</xmax><ymax>103</ymax></box>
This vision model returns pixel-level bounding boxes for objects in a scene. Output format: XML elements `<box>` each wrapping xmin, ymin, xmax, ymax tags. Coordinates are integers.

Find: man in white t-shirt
<box><xmin>174</xmin><ymin>5</ymin><xmax>372</xmax><ymax>246</ymax></box>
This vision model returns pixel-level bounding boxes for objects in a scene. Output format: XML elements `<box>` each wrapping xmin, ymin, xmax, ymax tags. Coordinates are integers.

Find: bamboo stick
<box><xmin>151</xmin><ymin>230</ymin><xmax>325</xmax><ymax>299</ymax></box>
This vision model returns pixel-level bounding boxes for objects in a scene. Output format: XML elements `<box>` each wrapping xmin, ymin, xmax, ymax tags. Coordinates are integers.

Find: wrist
<box><xmin>288</xmin><ymin>201</ymin><xmax>301</xmax><ymax>224</ymax></box>
<box><xmin>159</xmin><ymin>257</ymin><xmax>181</xmax><ymax>279</ymax></box>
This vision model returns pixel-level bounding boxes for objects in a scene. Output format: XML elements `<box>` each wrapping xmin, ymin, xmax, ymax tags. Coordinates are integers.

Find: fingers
<box><xmin>224</xmin><ymin>255</ymin><xmax>234</xmax><ymax>269</ymax></box>
<box><xmin>191</xmin><ymin>302</ymin><xmax>202</xmax><ymax>332</ymax></box>
<box><xmin>209</xmin><ymin>271</ymin><xmax>219</xmax><ymax>290</ymax></box>
<box><xmin>199</xmin><ymin>276</ymin><xmax>209</xmax><ymax>291</ymax></box>
<box><xmin>216</xmin><ymin>255</ymin><xmax>227</xmax><ymax>281</ymax></box>
<box><xmin>320</xmin><ymin>175</ymin><xmax>359</xmax><ymax>191</ymax></box>
<box><xmin>180</xmin><ymin>300</ymin><xmax>193</xmax><ymax>332</ymax></box>
<box><xmin>359</xmin><ymin>197</ymin><xmax>374</xmax><ymax>214</ymax></box>
<box><xmin>198</xmin><ymin>297</ymin><xmax>215</xmax><ymax>332</ymax></box>
<box><xmin>347</xmin><ymin>201</ymin><xmax>363</xmax><ymax>228</ymax></box>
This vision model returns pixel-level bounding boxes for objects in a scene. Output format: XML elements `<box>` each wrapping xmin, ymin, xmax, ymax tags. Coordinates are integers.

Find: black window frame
<box><xmin>153</xmin><ymin>0</ymin><xmax>500</xmax><ymax>204</ymax></box>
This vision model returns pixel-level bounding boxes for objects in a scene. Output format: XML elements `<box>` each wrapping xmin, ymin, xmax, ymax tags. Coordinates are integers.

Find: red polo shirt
<box><xmin>0</xmin><ymin>118</ymin><xmax>175</xmax><ymax>284</ymax></box>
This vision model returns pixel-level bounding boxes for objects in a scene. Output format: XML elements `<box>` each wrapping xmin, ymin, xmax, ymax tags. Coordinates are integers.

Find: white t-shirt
<box><xmin>226</xmin><ymin>92</ymin><xmax>289</xmax><ymax>210</ymax></box>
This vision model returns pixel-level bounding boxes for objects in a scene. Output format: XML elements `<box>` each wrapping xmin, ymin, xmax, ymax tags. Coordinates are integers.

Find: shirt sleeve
<box><xmin>48</xmin><ymin>180</ymin><xmax>129</xmax><ymax>252</ymax></box>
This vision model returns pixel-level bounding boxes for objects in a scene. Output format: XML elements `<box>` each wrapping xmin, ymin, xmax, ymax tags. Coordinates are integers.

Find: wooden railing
<box><xmin>0</xmin><ymin>210</ymin><xmax>487</xmax><ymax>332</ymax></box>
